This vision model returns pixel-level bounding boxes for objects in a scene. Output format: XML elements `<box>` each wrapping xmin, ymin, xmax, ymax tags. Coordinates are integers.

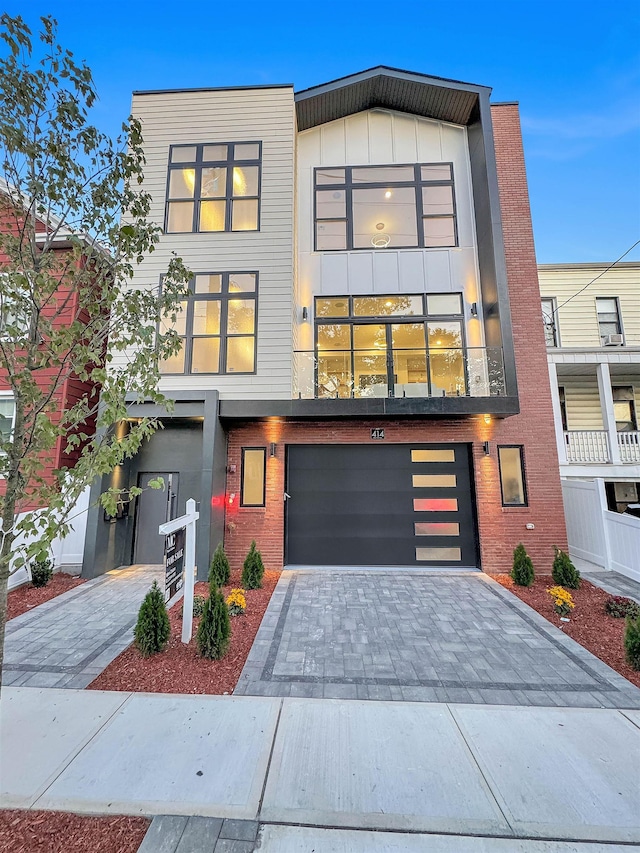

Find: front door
<box><xmin>133</xmin><ymin>472</ymin><xmax>179</xmax><ymax>564</ymax></box>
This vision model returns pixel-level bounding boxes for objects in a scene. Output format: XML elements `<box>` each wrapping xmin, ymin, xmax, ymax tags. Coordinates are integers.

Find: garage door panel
<box><xmin>285</xmin><ymin>444</ymin><xmax>478</xmax><ymax>567</ymax></box>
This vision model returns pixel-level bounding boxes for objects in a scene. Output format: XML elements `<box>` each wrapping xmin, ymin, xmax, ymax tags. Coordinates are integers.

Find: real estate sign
<box><xmin>164</xmin><ymin>527</ymin><xmax>185</xmax><ymax>604</ymax></box>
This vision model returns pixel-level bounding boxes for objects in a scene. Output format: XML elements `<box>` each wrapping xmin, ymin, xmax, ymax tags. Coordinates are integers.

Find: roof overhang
<box><xmin>294</xmin><ymin>66</ymin><xmax>490</xmax><ymax>131</ymax></box>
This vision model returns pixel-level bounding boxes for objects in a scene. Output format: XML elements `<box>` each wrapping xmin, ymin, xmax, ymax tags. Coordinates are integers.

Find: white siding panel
<box><xmin>424</xmin><ymin>251</ymin><xmax>452</xmax><ymax>292</ymax></box>
<box><xmin>347</xmin><ymin>253</ymin><xmax>374</xmax><ymax>294</ymax></box>
<box><xmin>398</xmin><ymin>252</ymin><xmax>425</xmax><ymax>293</ymax></box>
<box><xmin>345</xmin><ymin>111</ymin><xmax>370</xmax><ymax>163</ymax></box>
<box><xmin>321</xmin><ymin>254</ymin><xmax>349</xmax><ymax>293</ymax></box>
<box><xmin>373</xmin><ymin>252</ymin><xmax>400</xmax><ymax>293</ymax></box>
<box><xmin>321</xmin><ymin>120</ymin><xmax>346</xmax><ymax>165</ymax></box>
<box><xmin>392</xmin><ymin>113</ymin><xmax>418</xmax><ymax>163</ymax></box>
<box><xmin>416</xmin><ymin>118</ymin><xmax>443</xmax><ymax>161</ymax></box>
<box><xmin>368</xmin><ymin>111</ymin><xmax>394</xmax><ymax>163</ymax></box>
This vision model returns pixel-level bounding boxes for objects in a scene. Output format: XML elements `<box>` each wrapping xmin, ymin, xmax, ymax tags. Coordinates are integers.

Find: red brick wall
<box><xmin>221</xmin><ymin>102</ymin><xmax>567</xmax><ymax>576</ymax></box>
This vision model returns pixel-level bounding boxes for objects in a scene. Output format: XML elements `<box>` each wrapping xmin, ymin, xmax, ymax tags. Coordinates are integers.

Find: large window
<box><xmin>498</xmin><ymin>446</ymin><xmax>527</xmax><ymax>507</ymax></box>
<box><xmin>541</xmin><ymin>297</ymin><xmax>559</xmax><ymax>347</ymax></box>
<box><xmin>315</xmin><ymin>293</ymin><xmax>465</xmax><ymax>398</ymax></box>
<box><xmin>613</xmin><ymin>387</ymin><xmax>637</xmax><ymax>432</ymax></box>
<box><xmin>314</xmin><ymin>163</ymin><xmax>457</xmax><ymax>251</ymax></box>
<box><xmin>596</xmin><ymin>297</ymin><xmax>623</xmax><ymax>345</ymax></box>
<box><xmin>160</xmin><ymin>272</ymin><xmax>257</xmax><ymax>375</ymax></box>
<box><xmin>165</xmin><ymin>142</ymin><xmax>261</xmax><ymax>234</ymax></box>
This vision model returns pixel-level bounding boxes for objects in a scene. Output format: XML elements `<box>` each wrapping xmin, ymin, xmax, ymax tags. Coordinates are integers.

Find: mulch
<box><xmin>0</xmin><ymin>810</ymin><xmax>149</xmax><ymax>853</ymax></box>
<box><xmin>88</xmin><ymin>570</ymin><xmax>280</xmax><ymax>695</ymax></box>
<box><xmin>7</xmin><ymin>574</ymin><xmax>86</xmax><ymax>622</ymax></box>
<box><xmin>495</xmin><ymin>574</ymin><xmax>640</xmax><ymax>689</ymax></box>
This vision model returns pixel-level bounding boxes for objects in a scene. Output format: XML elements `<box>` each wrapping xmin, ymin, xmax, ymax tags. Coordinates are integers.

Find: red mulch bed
<box><xmin>496</xmin><ymin>574</ymin><xmax>640</xmax><ymax>689</ymax></box>
<box><xmin>88</xmin><ymin>570</ymin><xmax>280</xmax><ymax>695</ymax></box>
<box><xmin>0</xmin><ymin>809</ymin><xmax>149</xmax><ymax>853</ymax></box>
<box><xmin>7</xmin><ymin>574</ymin><xmax>86</xmax><ymax>621</ymax></box>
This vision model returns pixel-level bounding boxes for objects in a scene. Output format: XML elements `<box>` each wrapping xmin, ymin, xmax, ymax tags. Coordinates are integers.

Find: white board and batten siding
<box><xmin>117</xmin><ymin>86</ymin><xmax>296</xmax><ymax>401</ymax></box>
<box><xmin>538</xmin><ymin>263</ymin><xmax>640</xmax><ymax>349</ymax></box>
<box><xmin>296</xmin><ymin>110</ymin><xmax>483</xmax><ymax>353</ymax></box>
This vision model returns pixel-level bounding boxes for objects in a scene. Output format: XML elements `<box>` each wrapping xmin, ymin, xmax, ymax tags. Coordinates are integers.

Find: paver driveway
<box><xmin>235</xmin><ymin>571</ymin><xmax>640</xmax><ymax>708</ymax></box>
<box><xmin>3</xmin><ymin>565</ymin><xmax>162</xmax><ymax>689</ymax></box>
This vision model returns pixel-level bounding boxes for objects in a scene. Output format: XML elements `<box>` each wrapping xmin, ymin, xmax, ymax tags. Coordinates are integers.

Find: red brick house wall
<box><xmin>221</xmin><ymin>102</ymin><xmax>567</xmax><ymax>575</ymax></box>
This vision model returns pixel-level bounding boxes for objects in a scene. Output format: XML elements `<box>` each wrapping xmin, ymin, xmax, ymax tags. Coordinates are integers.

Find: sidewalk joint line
<box><xmin>257</xmin><ymin>698</ymin><xmax>284</xmax><ymax>819</ymax></box>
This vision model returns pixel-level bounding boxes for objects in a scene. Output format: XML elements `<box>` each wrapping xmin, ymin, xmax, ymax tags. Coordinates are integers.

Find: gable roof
<box><xmin>294</xmin><ymin>66</ymin><xmax>490</xmax><ymax>131</ymax></box>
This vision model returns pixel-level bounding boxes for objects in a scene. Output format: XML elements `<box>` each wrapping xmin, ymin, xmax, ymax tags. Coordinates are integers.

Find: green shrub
<box><xmin>624</xmin><ymin>615</ymin><xmax>640</xmax><ymax>671</ymax></box>
<box><xmin>241</xmin><ymin>540</ymin><xmax>264</xmax><ymax>590</ymax></box>
<box><xmin>551</xmin><ymin>546</ymin><xmax>581</xmax><ymax>589</ymax></box>
<box><xmin>208</xmin><ymin>542</ymin><xmax>230</xmax><ymax>589</ymax></box>
<box><xmin>134</xmin><ymin>581</ymin><xmax>170</xmax><ymax>657</ymax></box>
<box><xmin>605</xmin><ymin>596</ymin><xmax>640</xmax><ymax>620</ymax></box>
<box><xmin>30</xmin><ymin>557</ymin><xmax>53</xmax><ymax>588</ymax></box>
<box><xmin>196</xmin><ymin>589</ymin><xmax>230</xmax><ymax>659</ymax></box>
<box><xmin>510</xmin><ymin>543</ymin><xmax>535</xmax><ymax>587</ymax></box>
<box><xmin>182</xmin><ymin>594</ymin><xmax>206</xmax><ymax>618</ymax></box>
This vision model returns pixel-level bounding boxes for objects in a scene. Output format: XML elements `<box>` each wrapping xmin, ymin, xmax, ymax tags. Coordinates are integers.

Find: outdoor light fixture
<box><xmin>483</xmin><ymin>441</ymin><xmax>491</xmax><ymax>455</ymax></box>
<box><xmin>269</xmin><ymin>442</ymin><xmax>277</xmax><ymax>457</ymax></box>
<box><xmin>470</xmin><ymin>302</ymin><xmax>478</xmax><ymax>317</ymax></box>
<box><xmin>302</xmin><ymin>306</ymin><xmax>309</xmax><ymax>321</ymax></box>
<box><xmin>483</xmin><ymin>413</ymin><xmax>491</xmax><ymax>425</ymax></box>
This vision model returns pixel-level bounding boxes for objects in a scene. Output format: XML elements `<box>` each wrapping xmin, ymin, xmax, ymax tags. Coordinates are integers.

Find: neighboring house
<box><xmin>539</xmin><ymin>262</ymin><xmax>640</xmax><ymax>508</ymax></box>
<box><xmin>82</xmin><ymin>66</ymin><xmax>567</xmax><ymax>579</ymax></box>
<box><xmin>0</xmin><ymin>188</ymin><xmax>102</xmax><ymax>582</ymax></box>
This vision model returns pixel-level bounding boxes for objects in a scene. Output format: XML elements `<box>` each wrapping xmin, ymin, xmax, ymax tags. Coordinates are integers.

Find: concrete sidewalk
<box><xmin>1</xmin><ymin>687</ymin><xmax>639</xmax><ymax>846</ymax></box>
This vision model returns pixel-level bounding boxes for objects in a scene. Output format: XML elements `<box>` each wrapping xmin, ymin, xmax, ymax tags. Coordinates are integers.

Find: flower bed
<box><xmin>7</xmin><ymin>573</ymin><xmax>86</xmax><ymax>621</ymax></box>
<box><xmin>0</xmin><ymin>809</ymin><xmax>149</xmax><ymax>853</ymax></box>
<box><xmin>496</xmin><ymin>574</ymin><xmax>640</xmax><ymax>689</ymax></box>
<box><xmin>88</xmin><ymin>569</ymin><xmax>280</xmax><ymax>694</ymax></box>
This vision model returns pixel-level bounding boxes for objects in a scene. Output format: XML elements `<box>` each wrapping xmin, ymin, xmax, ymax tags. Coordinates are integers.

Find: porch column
<box><xmin>596</xmin><ymin>362</ymin><xmax>621</xmax><ymax>464</ymax></box>
<box><xmin>547</xmin><ymin>361</ymin><xmax>568</xmax><ymax>464</ymax></box>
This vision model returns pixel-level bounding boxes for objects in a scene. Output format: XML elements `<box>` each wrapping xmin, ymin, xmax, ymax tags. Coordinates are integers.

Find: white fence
<box><xmin>561</xmin><ymin>478</ymin><xmax>640</xmax><ymax>582</ymax></box>
<box><xmin>7</xmin><ymin>486</ymin><xmax>90</xmax><ymax>590</ymax></box>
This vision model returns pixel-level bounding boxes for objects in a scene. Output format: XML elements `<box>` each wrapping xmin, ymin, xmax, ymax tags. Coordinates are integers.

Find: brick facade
<box><xmin>221</xmin><ymin>103</ymin><xmax>568</xmax><ymax>576</ymax></box>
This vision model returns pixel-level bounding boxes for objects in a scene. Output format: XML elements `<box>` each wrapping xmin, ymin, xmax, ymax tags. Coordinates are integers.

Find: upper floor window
<box><xmin>165</xmin><ymin>142</ymin><xmax>261</xmax><ymax>234</ymax></box>
<box><xmin>0</xmin><ymin>393</ymin><xmax>15</xmax><ymax>444</ymax></box>
<box><xmin>314</xmin><ymin>163</ymin><xmax>457</xmax><ymax>251</ymax></box>
<box><xmin>596</xmin><ymin>297</ymin><xmax>623</xmax><ymax>345</ymax></box>
<box><xmin>159</xmin><ymin>272</ymin><xmax>257</xmax><ymax>375</ymax></box>
<box><xmin>612</xmin><ymin>386</ymin><xmax>637</xmax><ymax>432</ymax></box>
<box><xmin>541</xmin><ymin>297</ymin><xmax>558</xmax><ymax>347</ymax></box>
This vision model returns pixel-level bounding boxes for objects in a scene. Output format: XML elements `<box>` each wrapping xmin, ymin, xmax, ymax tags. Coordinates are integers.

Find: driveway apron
<box><xmin>2</xmin><ymin>565</ymin><xmax>162</xmax><ymax>689</ymax></box>
<box><xmin>234</xmin><ymin>570</ymin><xmax>640</xmax><ymax>707</ymax></box>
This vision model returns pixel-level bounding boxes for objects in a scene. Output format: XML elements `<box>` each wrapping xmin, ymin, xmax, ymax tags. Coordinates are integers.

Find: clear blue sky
<box><xmin>10</xmin><ymin>0</ymin><xmax>640</xmax><ymax>263</ymax></box>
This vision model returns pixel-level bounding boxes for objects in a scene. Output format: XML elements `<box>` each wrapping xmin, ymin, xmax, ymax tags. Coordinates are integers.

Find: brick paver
<box><xmin>234</xmin><ymin>571</ymin><xmax>640</xmax><ymax>708</ymax></box>
<box><xmin>137</xmin><ymin>816</ymin><xmax>259</xmax><ymax>853</ymax></box>
<box><xmin>582</xmin><ymin>570</ymin><xmax>640</xmax><ymax>604</ymax></box>
<box><xmin>2</xmin><ymin>565</ymin><xmax>163</xmax><ymax>689</ymax></box>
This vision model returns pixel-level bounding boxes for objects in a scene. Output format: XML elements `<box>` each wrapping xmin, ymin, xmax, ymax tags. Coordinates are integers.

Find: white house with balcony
<box><xmin>539</xmin><ymin>261</ymin><xmax>640</xmax><ymax>578</ymax></box>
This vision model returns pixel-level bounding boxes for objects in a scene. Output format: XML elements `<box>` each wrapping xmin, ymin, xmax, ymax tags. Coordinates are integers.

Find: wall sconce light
<box><xmin>228</xmin><ymin>493</ymin><xmax>236</xmax><ymax>505</ymax></box>
<box><xmin>269</xmin><ymin>442</ymin><xmax>277</xmax><ymax>457</ymax></box>
<box><xmin>483</xmin><ymin>441</ymin><xmax>491</xmax><ymax>456</ymax></box>
<box><xmin>470</xmin><ymin>302</ymin><xmax>478</xmax><ymax>317</ymax></box>
<box><xmin>483</xmin><ymin>413</ymin><xmax>492</xmax><ymax>425</ymax></box>
<box><xmin>302</xmin><ymin>306</ymin><xmax>309</xmax><ymax>321</ymax></box>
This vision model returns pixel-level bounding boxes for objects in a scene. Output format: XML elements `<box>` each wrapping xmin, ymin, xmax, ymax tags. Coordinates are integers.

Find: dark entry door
<box><xmin>133</xmin><ymin>472</ymin><xmax>179</xmax><ymax>564</ymax></box>
<box><xmin>285</xmin><ymin>444</ymin><xmax>477</xmax><ymax>568</ymax></box>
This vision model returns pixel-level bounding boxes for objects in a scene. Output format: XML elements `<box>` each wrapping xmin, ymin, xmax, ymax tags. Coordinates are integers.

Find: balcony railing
<box><xmin>564</xmin><ymin>431</ymin><xmax>610</xmax><ymax>463</ymax></box>
<box><xmin>293</xmin><ymin>347</ymin><xmax>506</xmax><ymax>400</ymax></box>
<box><xmin>618</xmin><ymin>431</ymin><xmax>640</xmax><ymax>463</ymax></box>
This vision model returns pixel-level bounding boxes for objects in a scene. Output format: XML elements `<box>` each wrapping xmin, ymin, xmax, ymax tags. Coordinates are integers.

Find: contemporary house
<box><xmin>540</xmin><ymin>262</ymin><xmax>640</xmax><ymax>510</ymax></box>
<box><xmin>82</xmin><ymin>67</ymin><xmax>568</xmax><ymax>579</ymax></box>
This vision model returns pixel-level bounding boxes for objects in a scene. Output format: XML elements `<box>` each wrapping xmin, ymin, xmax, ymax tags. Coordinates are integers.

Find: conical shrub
<box><xmin>134</xmin><ymin>580</ymin><xmax>170</xmax><ymax>657</ymax></box>
<box><xmin>241</xmin><ymin>540</ymin><xmax>264</xmax><ymax>590</ymax></box>
<box><xmin>551</xmin><ymin>546</ymin><xmax>581</xmax><ymax>589</ymax></box>
<box><xmin>625</xmin><ymin>614</ymin><xmax>640</xmax><ymax>670</ymax></box>
<box><xmin>208</xmin><ymin>542</ymin><xmax>230</xmax><ymax>589</ymax></box>
<box><xmin>510</xmin><ymin>543</ymin><xmax>535</xmax><ymax>587</ymax></box>
<box><xmin>196</xmin><ymin>589</ymin><xmax>230</xmax><ymax>659</ymax></box>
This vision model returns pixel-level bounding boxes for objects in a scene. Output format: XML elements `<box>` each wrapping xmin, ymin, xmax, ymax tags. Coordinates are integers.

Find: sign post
<box><xmin>159</xmin><ymin>498</ymin><xmax>199</xmax><ymax>644</ymax></box>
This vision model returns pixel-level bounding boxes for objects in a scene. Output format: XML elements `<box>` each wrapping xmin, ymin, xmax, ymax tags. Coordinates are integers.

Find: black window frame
<box><xmin>240</xmin><ymin>446</ymin><xmax>266</xmax><ymax>507</ymax></box>
<box><xmin>497</xmin><ymin>445</ymin><xmax>528</xmax><ymax>507</ymax></box>
<box><xmin>595</xmin><ymin>296</ymin><xmax>623</xmax><ymax>346</ymax></box>
<box><xmin>314</xmin><ymin>162</ymin><xmax>458</xmax><ymax>252</ymax></box>
<box><xmin>159</xmin><ymin>271</ymin><xmax>259</xmax><ymax>376</ymax></box>
<box><xmin>165</xmin><ymin>141</ymin><xmax>262</xmax><ymax>234</ymax></box>
<box><xmin>313</xmin><ymin>292</ymin><xmax>467</xmax><ymax>398</ymax></box>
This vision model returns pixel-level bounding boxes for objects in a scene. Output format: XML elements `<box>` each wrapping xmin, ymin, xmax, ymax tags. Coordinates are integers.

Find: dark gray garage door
<box><xmin>285</xmin><ymin>443</ymin><xmax>478</xmax><ymax>567</ymax></box>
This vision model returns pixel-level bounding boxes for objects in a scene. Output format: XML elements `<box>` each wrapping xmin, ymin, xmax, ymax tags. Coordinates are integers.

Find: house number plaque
<box><xmin>371</xmin><ymin>428</ymin><xmax>385</xmax><ymax>440</ymax></box>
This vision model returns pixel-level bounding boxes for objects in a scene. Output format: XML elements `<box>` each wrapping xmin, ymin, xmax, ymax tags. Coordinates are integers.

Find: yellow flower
<box><xmin>226</xmin><ymin>588</ymin><xmax>246</xmax><ymax>615</ymax></box>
